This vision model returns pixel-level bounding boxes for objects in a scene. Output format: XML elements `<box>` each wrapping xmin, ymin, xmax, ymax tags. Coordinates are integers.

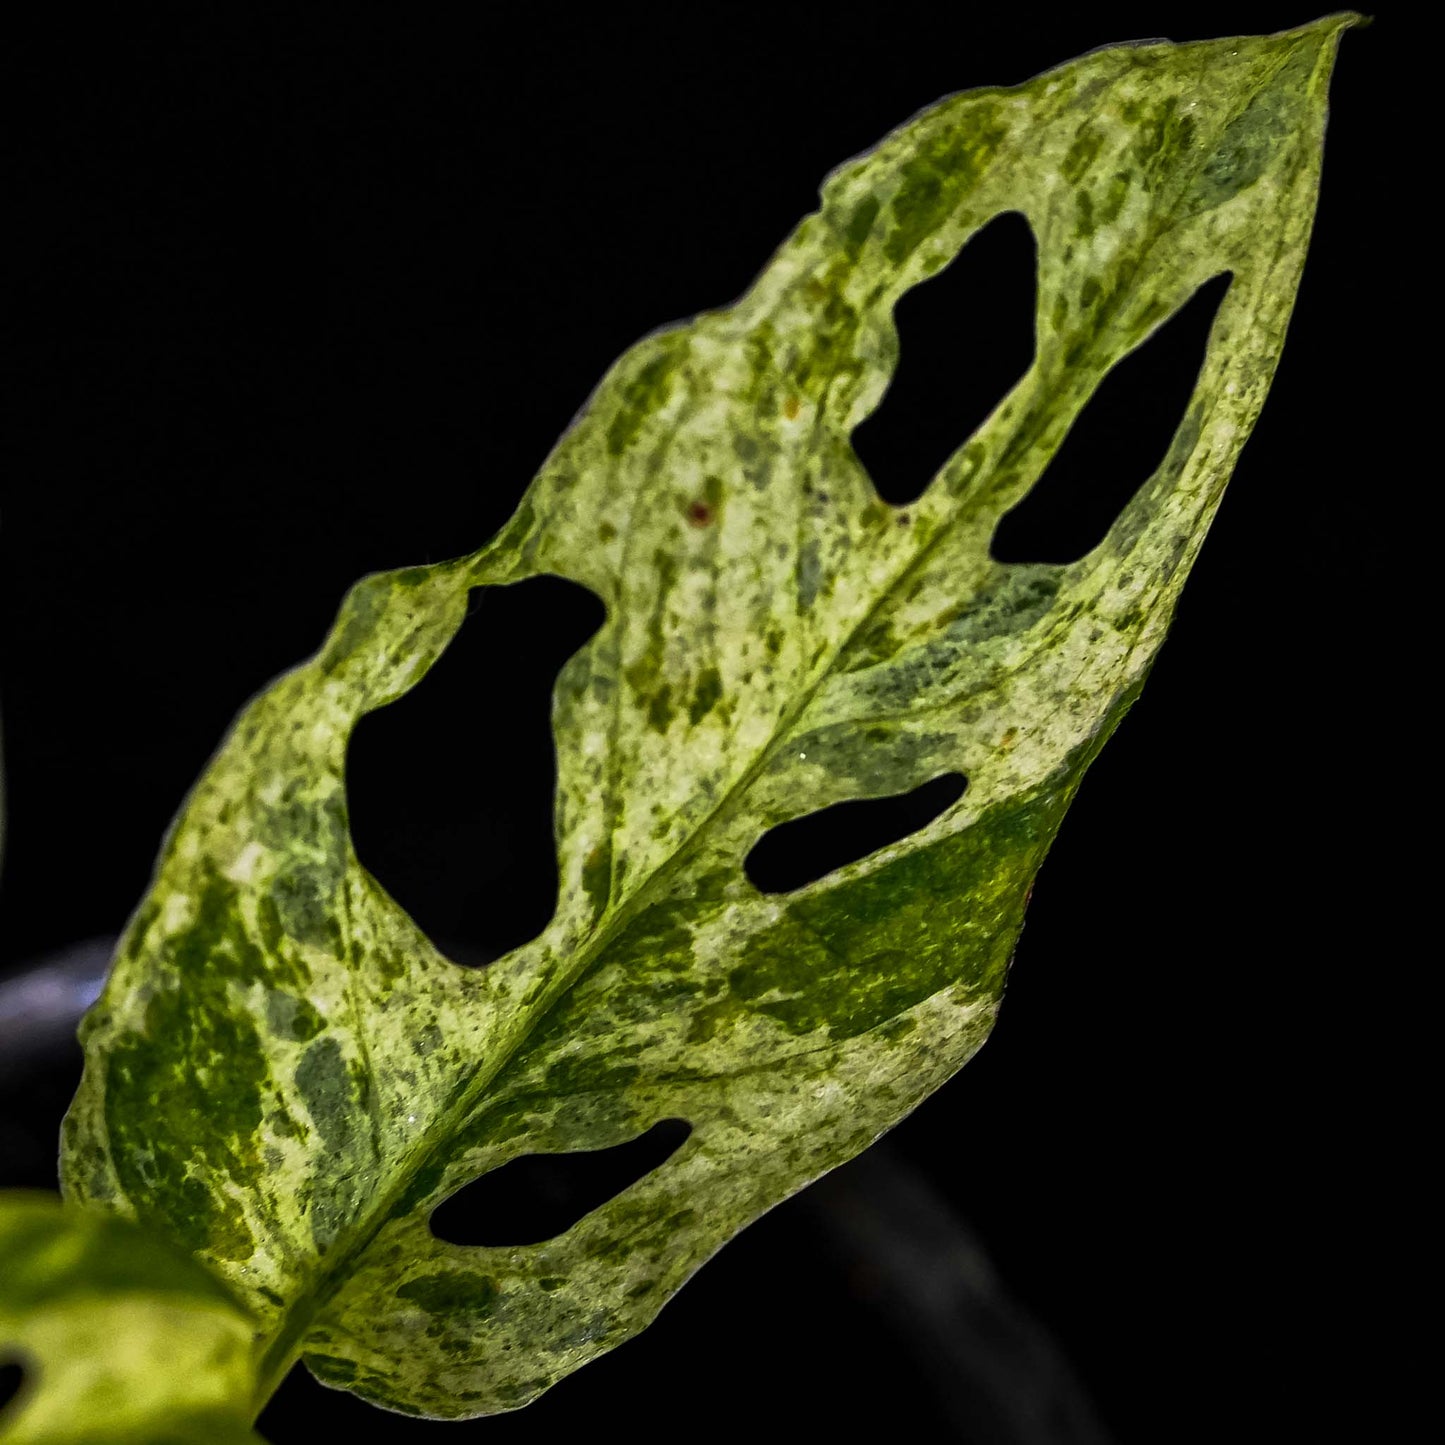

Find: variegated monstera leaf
<box><xmin>55</xmin><ymin>17</ymin><xmax>1351</xmax><ymax>1424</ymax></box>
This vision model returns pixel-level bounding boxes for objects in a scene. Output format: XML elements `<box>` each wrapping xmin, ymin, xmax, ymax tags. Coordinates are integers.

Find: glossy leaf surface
<box><xmin>61</xmin><ymin>18</ymin><xmax>1353</xmax><ymax>1418</ymax></box>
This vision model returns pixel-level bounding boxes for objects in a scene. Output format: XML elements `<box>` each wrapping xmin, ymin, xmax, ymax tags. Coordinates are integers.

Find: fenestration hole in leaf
<box><xmin>346</xmin><ymin>574</ymin><xmax>606</xmax><ymax>967</ymax></box>
<box><xmin>430</xmin><ymin>1119</ymin><xmax>692</xmax><ymax>1247</ymax></box>
<box><xmin>851</xmin><ymin>210</ymin><xmax>1037</xmax><ymax>506</ymax></box>
<box><xmin>0</xmin><ymin>1361</ymin><xmax>23</xmax><ymax>1413</ymax></box>
<box><xmin>745</xmin><ymin>772</ymin><xmax>967</xmax><ymax>895</ymax></box>
<box><xmin>991</xmin><ymin>272</ymin><xmax>1234</xmax><ymax>564</ymax></box>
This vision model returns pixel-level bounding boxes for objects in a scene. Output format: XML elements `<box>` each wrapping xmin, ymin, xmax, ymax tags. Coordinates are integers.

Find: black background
<box><xmin>0</xmin><ymin>5</ymin><xmax>1398</xmax><ymax>1441</ymax></box>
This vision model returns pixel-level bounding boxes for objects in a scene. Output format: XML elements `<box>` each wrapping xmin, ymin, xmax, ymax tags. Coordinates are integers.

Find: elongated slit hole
<box><xmin>430</xmin><ymin>1119</ymin><xmax>693</xmax><ymax>1247</ymax></box>
<box><xmin>746</xmin><ymin>772</ymin><xmax>967</xmax><ymax>894</ymax></box>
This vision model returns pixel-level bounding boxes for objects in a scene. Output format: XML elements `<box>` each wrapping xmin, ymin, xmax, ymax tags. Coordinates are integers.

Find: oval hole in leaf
<box><xmin>0</xmin><ymin>1361</ymin><xmax>23</xmax><ymax>1414</ymax></box>
<box><xmin>431</xmin><ymin>1119</ymin><xmax>693</xmax><ymax>1247</ymax></box>
<box><xmin>745</xmin><ymin>772</ymin><xmax>967</xmax><ymax>895</ymax></box>
<box><xmin>991</xmin><ymin>272</ymin><xmax>1233</xmax><ymax>564</ymax></box>
<box><xmin>852</xmin><ymin>211</ymin><xmax>1037</xmax><ymax>506</ymax></box>
<box><xmin>347</xmin><ymin>575</ymin><xmax>606</xmax><ymax>966</ymax></box>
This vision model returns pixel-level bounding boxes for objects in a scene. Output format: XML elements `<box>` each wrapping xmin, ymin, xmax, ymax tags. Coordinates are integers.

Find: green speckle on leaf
<box><xmin>689</xmin><ymin>667</ymin><xmax>724</xmax><ymax>725</ymax></box>
<box><xmin>582</xmin><ymin>842</ymin><xmax>613</xmax><ymax>919</ymax></box>
<box><xmin>606</xmin><ymin>347</ymin><xmax>683</xmax><ymax>457</ymax></box>
<box><xmin>646</xmin><ymin>685</ymin><xmax>674</xmax><ymax>733</ymax></box>
<box><xmin>294</xmin><ymin>1037</ymin><xmax>358</xmax><ymax>1156</ymax></box>
<box><xmin>842</xmin><ymin>195</ymin><xmax>881</xmax><ymax>257</ymax></box>
<box><xmin>395</xmin><ymin>1271</ymin><xmax>499</xmax><ymax>1319</ymax></box>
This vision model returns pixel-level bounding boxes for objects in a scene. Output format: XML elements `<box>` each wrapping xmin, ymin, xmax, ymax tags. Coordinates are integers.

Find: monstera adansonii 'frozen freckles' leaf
<box><xmin>59</xmin><ymin>17</ymin><xmax>1353</xmax><ymax>1422</ymax></box>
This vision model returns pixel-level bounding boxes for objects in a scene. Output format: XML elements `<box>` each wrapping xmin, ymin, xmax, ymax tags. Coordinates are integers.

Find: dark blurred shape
<box><xmin>991</xmin><ymin>272</ymin><xmax>1233</xmax><ymax>564</ymax></box>
<box><xmin>745</xmin><ymin>771</ymin><xmax>967</xmax><ymax>894</ymax></box>
<box><xmin>805</xmin><ymin>1145</ymin><xmax>1116</xmax><ymax>1445</ymax></box>
<box><xmin>853</xmin><ymin>211</ymin><xmax>1038</xmax><ymax>506</ymax></box>
<box><xmin>431</xmin><ymin>1119</ymin><xmax>693</xmax><ymax>1248</ymax></box>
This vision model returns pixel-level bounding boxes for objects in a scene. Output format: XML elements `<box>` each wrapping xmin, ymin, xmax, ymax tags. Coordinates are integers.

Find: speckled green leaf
<box><xmin>62</xmin><ymin>17</ymin><xmax>1353</xmax><ymax>1420</ymax></box>
<box><xmin>0</xmin><ymin>1194</ymin><xmax>263</xmax><ymax>1443</ymax></box>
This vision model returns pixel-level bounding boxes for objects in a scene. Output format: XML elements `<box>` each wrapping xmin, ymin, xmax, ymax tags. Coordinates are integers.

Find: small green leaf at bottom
<box><xmin>0</xmin><ymin>1194</ymin><xmax>262</xmax><ymax>1444</ymax></box>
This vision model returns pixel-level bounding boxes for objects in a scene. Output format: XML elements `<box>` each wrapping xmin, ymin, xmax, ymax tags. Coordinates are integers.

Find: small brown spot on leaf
<box><xmin>783</xmin><ymin>395</ymin><xmax>801</xmax><ymax>420</ymax></box>
<box><xmin>686</xmin><ymin>500</ymin><xmax>713</xmax><ymax>527</ymax></box>
<box><xmin>897</xmin><ymin>511</ymin><xmax>912</xmax><ymax>527</ymax></box>
<box><xmin>1001</xmin><ymin>726</ymin><xmax>1019</xmax><ymax>749</ymax></box>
